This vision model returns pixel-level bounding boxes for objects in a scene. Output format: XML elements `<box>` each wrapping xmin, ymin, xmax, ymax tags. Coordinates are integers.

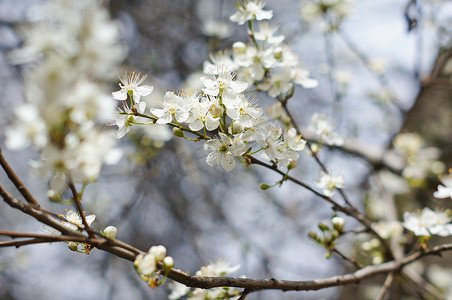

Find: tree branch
<box><xmin>0</xmin><ymin>147</ymin><xmax>40</xmax><ymax>208</ymax></box>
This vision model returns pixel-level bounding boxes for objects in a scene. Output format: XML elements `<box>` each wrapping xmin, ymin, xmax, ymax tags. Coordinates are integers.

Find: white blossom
<box><xmin>254</xmin><ymin>22</ymin><xmax>285</xmax><ymax>44</ymax></box>
<box><xmin>315</xmin><ymin>171</ymin><xmax>344</xmax><ymax>197</ymax></box>
<box><xmin>403</xmin><ymin>208</ymin><xmax>452</xmax><ymax>237</ymax></box>
<box><xmin>150</xmin><ymin>91</ymin><xmax>193</xmax><ymax>124</ymax></box>
<box><xmin>230</xmin><ymin>1</ymin><xmax>273</xmax><ymax>25</ymax></box>
<box><xmin>112</xmin><ymin>71</ymin><xmax>153</xmax><ymax>104</ymax></box>
<box><xmin>186</xmin><ymin>98</ymin><xmax>220</xmax><ymax>131</ymax></box>
<box><xmin>201</xmin><ymin>71</ymin><xmax>248</xmax><ymax>102</ymax></box>
<box><xmin>204</xmin><ymin>133</ymin><xmax>247</xmax><ymax>172</ymax></box>
<box><xmin>308</xmin><ymin>113</ymin><xmax>343</xmax><ymax>146</ymax></box>
<box><xmin>60</xmin><ymin>209</ymin><xmax>95</xmax><ymax>231</ymax></box>
<box><xmin>433</xmin><ymin>173</ymin><xmax>452</xmax><ymax>200</ymax></box>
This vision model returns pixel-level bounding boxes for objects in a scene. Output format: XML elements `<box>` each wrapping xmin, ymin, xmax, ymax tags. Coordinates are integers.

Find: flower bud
<box><xmin>102</xmin><ymin>226</ymin><xmax>117</xmax><ymax>239</ymax></box>
<box><xmin>259</xmin><ymin>183</ymin><xmax>270</xmax><ymax>190</ymax></box>
<box><xmin>135</xmin><ymin>253</ymin><xmax>156</xmax><ymax>275</ymax></box>
<box><xmin>163</xmin><ymin>256</ymin><xmax>174</xmax><ymax>268</ymax></box>
<box><xmin>331</xmin><ymin>216</ymin><xmax>345</xmax><ymax>232</ymax></box>
<box><xmin>149</xmin><ymin>245</ymin><xmax>167</xmax><ymax>261</ymax></box>
<box><xmin>173</xmin><ymin>127</ymin><xmax>185</xmax><ymax>138</ymax></box>
<box><xmin>318</xmin><ymin>222</ymin><xmax>329</xmax><ymax>232</ymax></box>
<box><xmin>287</xmin><ymin>160</ymin><xmax>297</xmax><ymax>170</ymax></box>
<box><xmin>47</xmin><ymin>190</ymin><xmax>62</xmax><ymax>202</ymax></box>
<box><xmin>68</xmin><ymin>242</ymin><xmax>78</xmax><ymax>252</ymax></box>
<box><xmin>308</xmin><ymin>231</ymin><xmax>319</xmax><ymax>241</ymax></box>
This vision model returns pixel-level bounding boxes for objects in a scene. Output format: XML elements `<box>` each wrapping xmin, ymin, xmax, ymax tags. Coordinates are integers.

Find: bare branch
<box><xmin>0</xmin><ymin>147</ymin><xmax>40</xmax><ymax>208</ymax></box>
<box><xmin>375</xmin><ymin>272</ymin><xmax>394</xmax><ymax>300</ymax></box>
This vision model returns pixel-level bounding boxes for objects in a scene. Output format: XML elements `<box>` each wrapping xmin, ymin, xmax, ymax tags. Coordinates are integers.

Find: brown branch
<box><xmin>0</xmin><ymin>184</ymin><xmax>138</xmax><ymax>261</ymax></box>
<box><xmin>165</xmin><ymin>243</ymin><xmax>452</xmax><ymax>292</ymax></box>
<box><xmin>375</xmin><ymin>272</ymin><xmax>394</xmax><ymax>300</ymax></box>
<box><xmin>67</xmin><ymin>180</ymin><xmax>95</xmax><ymax>237</ymax></box>
<box><xmin>332</xmin><ymin>248</ymin><xmax>364</xmax><ymax>269</ymax></box>
<box><xmin>1</xmin><ymin>175</ymin><xmax>451</xmax><ymax>295</ymax></box>
<box><xmin>0</xmin><ymin>147</ymin><xmax>40</xmax><ymax>208</ymax></box>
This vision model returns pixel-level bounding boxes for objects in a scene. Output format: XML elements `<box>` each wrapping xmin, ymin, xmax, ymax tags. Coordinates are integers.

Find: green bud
<box><xmin>68</xmin><ymin>242</ymin><xmax>78</xmax><ymax>252</ymax></box>
<box><xmin>318</xmin><ymin>222</ymin><xmax>329</xmax><ymax>232</ymax></box>
<box><xmin>173</xmin><ymin>127</ymin><xmax>185</xmax><ymax>137</ymax></box>
<box><xmin>287</xmin><ymin>160</ymin><xmax>297</xmax><ymax>170</ymax></box>
<box><xmin>259</xmin><ymin>183</ymin><xmax>270</xmax><ymax>190</ymax></box>
<box><xmin>102</xmin><ymin>226</ymin><xmax>117</xmax><ymax>239</ymax></box>
<box><xmin>308</xmin><ymin>231</ymin><xmax>319</xmax><ymax>241</ymax></box>
<box><xmin>331</xmin><ymin>216</ymin><xmax>345</xmax><ymax>232</ymax></box>
<box><xmin>47</xmin><ymin>190</ymin><xmax>62</xmax><ymax>202</ymax></box>
<box><xmin>331</xmin><ymin>230</ymin><xmax>339</xmax><ymax>240</ymax></box>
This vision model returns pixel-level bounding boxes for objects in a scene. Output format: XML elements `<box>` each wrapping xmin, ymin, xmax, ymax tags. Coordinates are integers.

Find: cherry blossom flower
<box><xmin>433</xmin><ymin>173</ymin><xmax>452</xmax><ymax>200</ymax></box>
<box><xmin>284</xmin><ymin>128</ymin><xmax>306</xmax><ymax>152</ymax></box>
<box><xmin>201</xmin><ymin>71</ymin><xmax>248</xmax><ymax>102</ymax></box>
<box><xmin>60</xmin><ymin>209</ymin><xmax>95</xmax><ymax>231</ymax></box>
<box><xmin>230</xmin><ymin>1</ymin><xmax>273</xmax><ymax>25</ymax></box>
<box><xmin>204</xmin><ymin>133</ymin><xmax>247</xmax><ymax>172</ymax></box>
<box><xmin>112</xmin><ymin>71</ymin><xmax>153</xmax><ymax>103</ymax></box>
<box><xmin>315</xmin><ymin>171</ymin><xmax>344</xmax><ymax>197</ymax></box>
<box><xmin>254</xmin><ymin>22</ymin><xmax>285</xmax><ymax>44</ymax></box>
<box><xmin>150</xmin><ymin>91</ymin><xmax>193</xmax><ymax>124</ymax></box>
<box><xmin>308</xmin><ymin>113</ymin><xmax>343</xmax><ymax>146</ymax></box>
<box><xmin>403</xmin><ymin>207</ymin><xmax>452</xmax><ymax>237</ymax></box>
<box><xmin>224</xmin><ymin>95</ymin><xmax>263</xmax><ymax>128</ymax></box>
<box><xmin>186</xmin><ymin>98</ymin><xmax>220</xmax><ymax>131</ymax></box>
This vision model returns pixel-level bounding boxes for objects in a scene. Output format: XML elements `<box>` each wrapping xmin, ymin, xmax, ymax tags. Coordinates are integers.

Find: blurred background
<box><xmin>0</xmin><ymin>0</ymin><xmax>452</xmax><ymax>299</ymax></box>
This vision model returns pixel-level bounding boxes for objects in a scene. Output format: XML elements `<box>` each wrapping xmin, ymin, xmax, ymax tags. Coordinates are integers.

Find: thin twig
<box><xmin>375</xmin><ymin>272</ymin><xmax>394</xmax><ymax>300</ymax></box>
<box><xmin>332</xmin><ymin>248</ymin><xmax>364</xmax><ymax>269</ymax></box>
<box><xmin>67</xmin><ymin>180</ymin><xmax>95</xmax><ymax>238</ymax></box>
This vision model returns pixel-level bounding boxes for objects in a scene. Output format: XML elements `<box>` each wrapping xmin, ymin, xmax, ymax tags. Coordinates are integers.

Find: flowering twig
<box><xmin>67</xmin><ymin>179</ymin><xmax>95</xmax><ymax>238</ymax></box>
<box><xmin>332</xmin><ymin>248</ymin><xmax>364</xmax><ymax>269</ymax></box>
<box><xmin>246</xmin><ymin>155</ymin><xmax>391</xmax><ymax>252</ymax></box>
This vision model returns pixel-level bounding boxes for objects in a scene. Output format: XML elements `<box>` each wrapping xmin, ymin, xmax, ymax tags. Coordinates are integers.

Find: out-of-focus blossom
<box><xmin>308</xmin><ymin>113</ymin><xmax>343</xmax><ymax>146</ymax></box>
<box><xmin>433</xmin><ymin>172</ymin><xmax>452</xmax><ymax>200</ymax></box>
<box><xmin>403</xmin><ymin>207</ymin><xmax>452</xmax><ymax>237</ymax></box>
<box><xmin>315</xmin><ymin>171</ymin><xmax>344</xmax><ymax>197</ymax></box>
<box><xmin>230</xmin><ymin>1</ymin><xmax>273</xmax><ymax>25</ymax></box>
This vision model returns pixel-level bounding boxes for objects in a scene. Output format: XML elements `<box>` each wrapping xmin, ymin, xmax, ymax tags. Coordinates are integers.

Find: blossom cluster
<box><xmin>134</xmin><ymin>245</ymin><xmax>174</xmax><ymax>288</ymax></box>
<box><xmin>204</xmin><ymin>2</ymin><xmax>318</xmax><ymax>98</ymax></box>
<box><xmin>169</xmin><ymin>260</ymin><xmax>242</xmax><ymax>300</ymax></box>
<box><xmin>393</xmin><ymin>133</ymin><xmax>445</xmax><ymax>183</ymax></box>
<box><xmin>6</xmin><ymin>0</ymin><xmax>125</xmax><ymax>199</ymax></box>
<box><xmin>300</xmin><ymin>0</ymin><xmax>354</xmax><ymax>31</ymax></box>
<box><xmin>403</xmin><ymin>207</ymin><xmax>452</xmax><ymax>237</ymax></box>
<box><xmin>112</xmin><ymin>1</ymin><xmax>318</xmax><ymax>172</ymax></box>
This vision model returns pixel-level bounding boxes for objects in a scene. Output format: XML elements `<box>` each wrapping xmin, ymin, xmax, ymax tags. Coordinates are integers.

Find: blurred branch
<box><xmin>375</xmin><ymin>272</ymin><xmax>394</xmax><ymax>300</ymax></box>
<box><xmin>0</xmin><ymin>147</ymin><xmax>40</xmax><ymax>208</ymax></box>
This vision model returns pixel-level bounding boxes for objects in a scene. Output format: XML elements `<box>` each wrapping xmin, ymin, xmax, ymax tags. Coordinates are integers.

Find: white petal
<box><xmin>221</xmin><ymin>154</ymin><xmax>236</xmax><ymax>172</ymax></box>
<box><xmin>112</xmin><ymin>90</ymin><xmax>127</xmax><ymax>100</ymax></box>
